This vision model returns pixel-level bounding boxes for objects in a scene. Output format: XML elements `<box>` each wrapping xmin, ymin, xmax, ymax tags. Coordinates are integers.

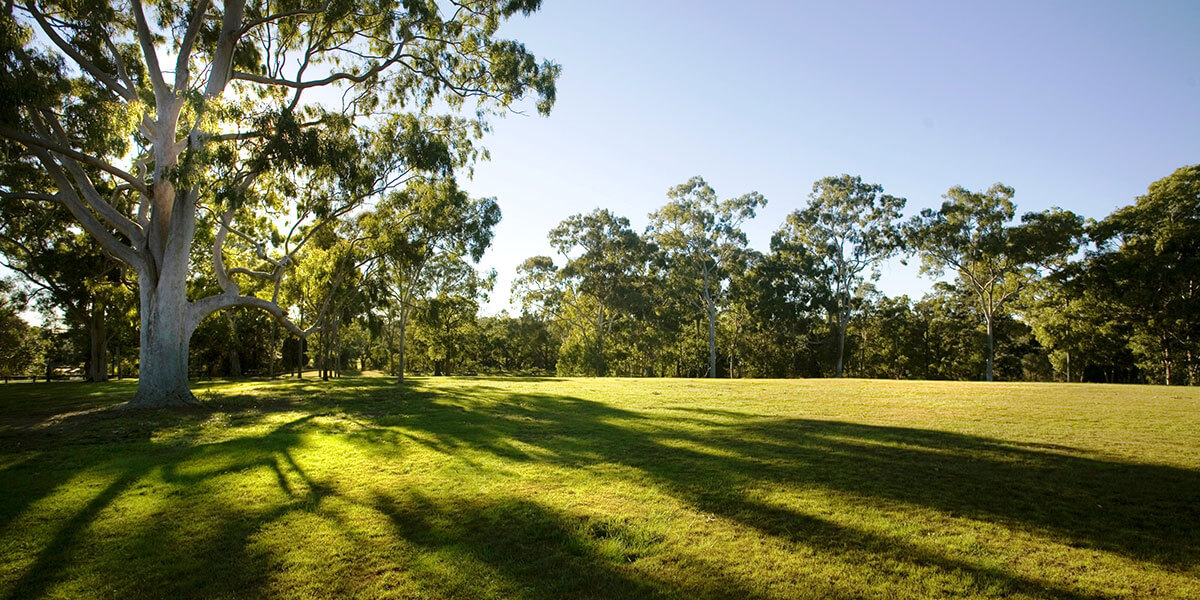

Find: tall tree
<box><xmin>0</xmin><ymin>0</ymin><xmax>557</xmax><ymax>406</ymax></box>
<box><xmin>1085</xmin><ymin>164</ymin><xmax>1200</xmax><ymax>385</ymax></box>
<box><xmin>648</xmin><ymin>176</ymin><xmax>765</xmax><ymax>378</ymax></box>
<box><xmin>773</xmin><ymin>175</ymin><xmax>905</xmax><ymax>377</ymax></box>
<box><xmin>363</xmin><ymin>180</ymin><xmax>500</xmax><ymax>382</ymax></box>
<box><xmin>906</xmin><ymin>184</ymin><xmax>1082</xmax><ymax>381</ymax></box>
<box><xmin>546</xmin><ymin>209</ymin><xmax>649</xmax><ymax>375</ymax></box>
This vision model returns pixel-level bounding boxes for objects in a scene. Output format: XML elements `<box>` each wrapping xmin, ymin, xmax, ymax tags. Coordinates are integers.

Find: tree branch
<box><xmin>131</xmin><ymin>0</ymin><xmax>170</xmax><ymax>104</ymax></box>
<box><xmin>28</xmin><ymin>147</ymin><xmax>145</xmax><ymax>271</ymax></box>
<box><xmin>212</xmin><ymin>208</ymin><xmax>239</xmax><ymax>295</ymax></box>
<box><xmin>23</xmin><ymin>1</ymin><xmax>136</xmax><ymax>101</ymax></box>
<box><xmin>175</xmin><ymin>0</ymin><xmax>212</xmax><ymax>92</ymax></box>
<box><xmin>0</xmin><ymin>126</ymin><xmax>150</xmax><ymax>196</ymax></box>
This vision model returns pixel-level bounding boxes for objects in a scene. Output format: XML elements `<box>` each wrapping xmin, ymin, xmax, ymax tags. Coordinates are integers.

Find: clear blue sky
<box><xmin>464</xmin><ymin>0</ymin><xmax>1200</xmax><ymax>313</ymax></box>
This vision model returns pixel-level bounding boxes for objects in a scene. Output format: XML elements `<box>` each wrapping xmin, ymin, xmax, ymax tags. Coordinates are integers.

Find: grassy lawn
<box><xmin>1</xmin><ymin>376</ymin><xmax>1198</xmax><ymax>599</ymax></box>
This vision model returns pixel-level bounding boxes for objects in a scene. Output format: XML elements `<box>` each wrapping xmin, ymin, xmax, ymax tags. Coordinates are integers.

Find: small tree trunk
<box><xmin>595</xmin><ymin>306</ymin><xmax>607</xmax><ymax>376</ymax></box>
<box><xmin>985</xmin><ymin>316</ymin><xmax>995</xmax><ymax>382</ymax></box>
<box><xmin>704</xmin><ymin>286</ymin><xmax>717</xmax><ymax>379</ymax></box>
<box><xmin>397</xmin><ymin>314</ymin><xmax>407</xmax><ymax>383</ymax></box>
<box><xmin>86</xmin><ymin>298</ymin><xmax>109</xmax><ymax>382</ymax></box>
<box><xmin>835</xmin><ymin>315</ymin><xmax>847</xmax><ymax>378</ymax></box>
<box><xmin>333</xmin><ymin>319</ymin><xmax>342</xmax><ymax>378</ymax></box>
<box><xmin>224</xmin><ymin>312</ymin><xmax>242</xmax><ymax>377</ymax></box>
<box><xmin>1163</xmin><ymin>339</ymin><xmax>1171</xmax><ymax>385</ymax></box>
<box><xmin>321</xmin><ymin>324</ymin><xmax>329</xmax><ymax>381</ymax></box>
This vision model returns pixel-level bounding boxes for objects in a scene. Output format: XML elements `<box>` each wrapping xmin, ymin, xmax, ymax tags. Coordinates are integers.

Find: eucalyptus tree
<box><xmin>648</xmin><ymin>177</ymin><xmax>765</xmax><ymax>378</ymax></box>
<box><xmin>773</xmin><ymin>175</ymin><xmax>905</xmax><ymax>377</ymax></box>
<box><xmin>545</xmin><ymin>209</ymin><xmax>650</xmax><ymax>376</ymax></box>
<box><xmin>1020</xmin><ymin>273</ymin><xmax>1123</xmax><ymax>382</ymax></box>
<box><xmin>362</xmin><ymin>179</ymin><xmax>500</xmax><ymax>382</ymax></box>
<box><xmin>410</xmin><ymin>254</ymin><xmax>493</xmax><ymax>376</ymax></box>
<box><xmin>906</xmin><ymin>184</ymin><xmax>1082</xmax><ymax>381</ymax></box>
<box><xmin>511</xmin><ymin>256</ymin><xmax>560</xmax><ymax>321</ymax></box>
<box><xmin>1085</xmin><ymin>164</ymin><xmax>1199</xmax><ymax>385</ymax></box>
<box><xmin>280</xmin><ymin>215</ymin><xmax>377</xmax><ymax>379</ymax></box>
<box><xmin>0</xmin><ymin>0</ymin><xmax>557</xmax><ymax>406</ymax></box>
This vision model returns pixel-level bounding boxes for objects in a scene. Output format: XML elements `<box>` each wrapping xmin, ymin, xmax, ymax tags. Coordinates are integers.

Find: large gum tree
<box><xmin>0</xmin><ymin>0</ymin><xmax>557</xmax><ymax>407</ymax></box>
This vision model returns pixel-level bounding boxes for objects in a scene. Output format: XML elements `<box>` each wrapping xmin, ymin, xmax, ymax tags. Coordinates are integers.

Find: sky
<box><xmin>458</xmin><ymin>0</ymin><xmax>1200</xmax><ymax>314</ymax></box>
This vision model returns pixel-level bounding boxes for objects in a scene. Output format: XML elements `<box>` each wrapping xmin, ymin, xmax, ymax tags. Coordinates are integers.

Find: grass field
<box><xmin>1</xmin><ymin>376</ymin><xmax>1198</xmax><ymax>599</ymax></box>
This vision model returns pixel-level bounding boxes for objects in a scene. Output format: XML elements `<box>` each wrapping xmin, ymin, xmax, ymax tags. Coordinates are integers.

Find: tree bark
<box><xmin>703</xmin><ymin>274</ymin><xmax>717</xmax><ymax>378</ymax></box>
<box><xmin>595</xmin><ymin>305</ymin><xmax>607</xmax><ymax>376</ymax></box>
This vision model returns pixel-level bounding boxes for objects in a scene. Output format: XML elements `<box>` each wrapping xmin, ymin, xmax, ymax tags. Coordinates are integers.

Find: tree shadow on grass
<box><xmin>358</xmin><ymin>382</ymin><xmax>1200</xmax><ymax>572</ymax></box>
<box><xmin>2</xmin><ymin>377</ymin><xmax>1198</xmax><ymax>599</ymax></box>
<box><xmin>1</xmin><ymin>412</ymin><xmax>769</xmax><ymax>599</ymax></box>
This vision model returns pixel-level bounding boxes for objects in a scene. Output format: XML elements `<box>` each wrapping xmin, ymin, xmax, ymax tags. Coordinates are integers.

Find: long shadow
<box><xmin>1</xmin><ymin>413</ymin><xmax>318</xmax><ymax>599</ymax></box>
<box><xmin>2</xmin><ymin>411</ymin><xmax>767</xmax><ymax>599</ymax></box>
<box><xmin>3</xmin><ymin>376</ymin><xmax>1198</xmax><ymax>599</ymax></box>
<box><xmin>356</xmin><ymin>382</ymin><xmax>1200</xmax><ymax>571</ymax></box>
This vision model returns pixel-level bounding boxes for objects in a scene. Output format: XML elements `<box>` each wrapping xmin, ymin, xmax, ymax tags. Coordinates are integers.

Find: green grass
<box><xmin>1</xmin><ymin>376</ymin><xmax>1198</xmax><ymax>599</ymax></box>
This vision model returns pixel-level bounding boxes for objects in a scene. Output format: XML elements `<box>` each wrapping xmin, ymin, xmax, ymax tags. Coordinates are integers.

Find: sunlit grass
<box><xmin>1</xmin><ymin>376</ymin><xmax>1198</xmax><ymax>599</ymax></box>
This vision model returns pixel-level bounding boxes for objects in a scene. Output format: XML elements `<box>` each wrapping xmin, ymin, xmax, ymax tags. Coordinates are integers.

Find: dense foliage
<box><xmin>3</xmin><ymin>165</ymin><xmax>1198</xmax><ymax>385</ymax></box>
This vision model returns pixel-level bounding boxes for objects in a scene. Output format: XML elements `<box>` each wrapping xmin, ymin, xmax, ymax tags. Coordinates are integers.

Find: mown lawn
<box><xmin>1</xmin><ymin>376</ymin><xmax>1198</xmax><ymax>599</ymax></box>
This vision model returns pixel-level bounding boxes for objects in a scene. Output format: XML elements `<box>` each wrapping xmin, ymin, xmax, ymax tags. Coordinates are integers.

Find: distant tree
<box><xmin>0</xmin><ymin>130</ymin><xmax>132</xmax><ymax>382</ymax></box>
<box><xmin>1086</xmin><ymin>165</ymin><xmax>1200</xmax><ymax>385</ymax></box>
<box><xmin>648</xmin><ymin>177</ymin><xmax>765</xmax><ymax>378</ymax></box>
<box><xmin>906</xmin><ymin>284</ymin><xmax>983</xmax><ymax>380</ymax></box>
<box><xmin>773</xmin><ymin>175</ymin><xmax>905</xmax><ymax>376</ymax></box>
<box><xmin>474</xmin><ymin>312</ymin><xmax>557</xmax><ymax>374</ymax></box>
<box><xmin>847</xmin><ymin>291</ymin><xmax>918</xmax><ymax>379</ymax></box>
<box><xmin>410</xmin><ymin>256</ymin><xmax>493</xmax><ymax>376</ymax></box>
<box><xmin>737</xmin><ymin>246</ymin><xmax>825</xmax><ymax>377</ymax></box>
<box><xmin>906</xmin><ymin>184</ymin><xmax>1082</xmax><ymax>381</ymax></box>
<box><xmin>546</xmin><ymin>209</ymin><xmax>650</xmax><ymax>375</ymax></box>
<box><xmin>1020</xmin><ymin>273</ymin><xmax>1127</xmax><ymax>382</ymax></box>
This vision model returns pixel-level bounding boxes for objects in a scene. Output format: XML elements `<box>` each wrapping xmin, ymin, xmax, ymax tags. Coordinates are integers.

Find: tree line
<box><xmin>510</xmin><ymin>167</ymin><xmax>1197</xmax><ymax>385</ymax></box>
<box><xmin>4</xmin><ymin>165</ymin><xmax>1197</xmax><ymax>387</ymax></box>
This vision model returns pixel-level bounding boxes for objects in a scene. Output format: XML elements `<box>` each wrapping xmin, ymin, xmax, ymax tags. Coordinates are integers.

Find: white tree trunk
<box><xmin>835</xmin><ymin>314</ymin><xmax>848</xmax><ymax>378</ymax></box>
<box><xmin>397</xmin><ymin>313</ymin><xmax>408</xmax><ymax>382</ymax></box>
<box><xmin>126</xmin><ymin>269</ymin><xmax>196</xmax><ymax>407</ymax></box>
<box><xmin>126</xmin><ymin>192</ymin><xmax>200</xmax><ymax>408</ymax></box>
